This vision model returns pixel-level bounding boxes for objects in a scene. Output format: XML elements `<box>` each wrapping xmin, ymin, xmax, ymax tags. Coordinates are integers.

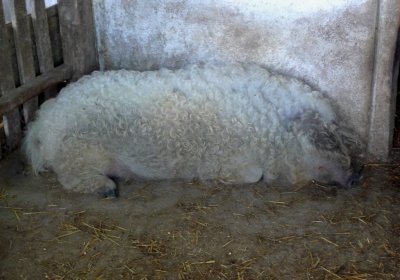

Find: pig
<box><xmin>24</xmin><ymin>63</ymin><xmax>364</xmax><ymax>197</ymax></box>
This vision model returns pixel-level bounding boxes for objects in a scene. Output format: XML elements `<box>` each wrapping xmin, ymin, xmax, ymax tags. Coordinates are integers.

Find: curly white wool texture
<box><xmin>24</xmin><ymin>64</ymin><xmax>360</xmax><ymax>193</ymax></box>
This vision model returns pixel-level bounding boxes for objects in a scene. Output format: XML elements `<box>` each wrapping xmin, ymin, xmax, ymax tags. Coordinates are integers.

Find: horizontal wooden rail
<box><xmin>0</xmin><ymin>64</ymin><xmax>72</xmax><ymax>116</ymax></box>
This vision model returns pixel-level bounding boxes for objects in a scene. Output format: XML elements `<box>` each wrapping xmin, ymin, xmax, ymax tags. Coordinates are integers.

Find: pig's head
<box><xmin>24</xmin><ymin>118</ymin><xmax>47</xmax><ymax>174</ymax></box>
<box><xmin>291</xmin><ymin>111</ymin><xmax>364</xmax><ymax>188</ymax></box>
<box><xmin>24</xmin><ymin>99</ymin><xmax>59</xmax><ymax>174</ymax></box>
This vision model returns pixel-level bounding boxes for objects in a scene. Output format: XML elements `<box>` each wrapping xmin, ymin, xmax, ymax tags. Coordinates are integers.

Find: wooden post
<box><xmin>29</xmin><ymin>0</ymin><xmax>58</xmax><ymax>99</ymax></box>
<box><xmin>0</xmin><ymin>1</ymin><xmax>21</xmax><ymax>153</ymax></box>
<box><xmin>58</xmin><ymin>0</ymin><xmax>98</xmax><ymax>81</ymax></box>
<box><xmin>10</xmin><ymin>0</ymin><xmax>38</xmax><ymax>124</ymax></box>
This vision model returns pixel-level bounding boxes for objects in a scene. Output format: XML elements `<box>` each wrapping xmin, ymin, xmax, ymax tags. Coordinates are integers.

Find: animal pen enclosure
<box><xmin>0</xmin><ymin>0</ymin><xmax>400</xmax><ymax>279</ymax></box>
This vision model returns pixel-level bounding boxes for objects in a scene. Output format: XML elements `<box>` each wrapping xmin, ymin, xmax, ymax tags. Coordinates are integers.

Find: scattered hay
<box><xmin>54</xmin><ymin>213</ymin><xmax>126</xmax><ymax>247</ymax></box>
<box><xmin>0</xmin><ymin>189</ymin><xmax>8</xmax><ymax>200</ymax></box>
<box><xmin>1</xmin><ymin>152</ymin><xmax>400</xmax><ymax>279</ymax></box>
<box><xmin>131</xmin><ymin>238</ymin><xmax>168</xmax><ymax>256</ymax></box>
<box><xmin>0</xmin><ymin>206</ymin><xmax>23</xmax><ymax>222</ymax></box>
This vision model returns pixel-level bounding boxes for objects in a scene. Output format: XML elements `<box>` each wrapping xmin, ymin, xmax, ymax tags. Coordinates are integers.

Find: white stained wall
<box><xmin>92</xmin><ymin>0</ymin><xmax>400</xmax><ymax>160</ymax></box>
<box><xmin>92</xmin><ymin>0</ymin><xmax>374</xmax><ymax>135</ymax></box>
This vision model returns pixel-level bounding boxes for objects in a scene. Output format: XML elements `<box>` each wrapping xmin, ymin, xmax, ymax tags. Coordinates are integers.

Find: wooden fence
<box><xmin>0</xmin><ymin>0</ymin><xmax>98</xmax><ymax>159</ymax></box>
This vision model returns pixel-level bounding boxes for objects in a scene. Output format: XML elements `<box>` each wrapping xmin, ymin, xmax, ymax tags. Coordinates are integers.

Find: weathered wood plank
<box><xmin>0</xmin><ymin>1</ymin><xmax>21</xmax><ymax>153</ymax></box>
<box><xmin>10</xmin><ymin>0</ymin><xmax>38</xmax><ymax>123</ymax></box>
<box><xmin>30</xmin><ymin>0</ymin><xmax>57</xmax><ymax>99</ymax></box>
<box><xmin>30</xmin><ymin>0</ymin><xmax>53</xmax><ymax>72</ymax></box>
<box><xmin>46</xmin><ymin>5</ymin><xmax>63</xmax><ymax>66</ymax></box>
<box><xmin>79</xmin><ymin>0</ymin><xmax>98</xmax><ymax>74</ymax></box>
<box><xmin>0</xmin><ymin>5</ymin><xmax>14</xmax><ymax>94</ymax></box>
<box><xmin>5</xmin><ymin>5</ymin><xmax>63</xmax><ymax>85</ymax></box>
<box><xmin>58</xmin><ymin>0</ymin><xmax>98</xmax><ymax>81</ymax></box>
<box><xmin>0</xmin><ymin>64</ymin><xmax>72</xmax><ymax>116</ymax></box>
<box><xmin>6</xmin><ymin>21</ymin><xmax>20</xmax><ymax>87</ymax></box>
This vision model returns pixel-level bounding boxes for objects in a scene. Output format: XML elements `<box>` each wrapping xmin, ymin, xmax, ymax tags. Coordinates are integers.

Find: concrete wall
<box><xmin>92</xmin><ymin>0</ymin><xmax>399</xmax><ymax>161</ymax></box>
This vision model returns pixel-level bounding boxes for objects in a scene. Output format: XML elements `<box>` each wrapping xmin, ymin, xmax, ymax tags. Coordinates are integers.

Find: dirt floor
<box><xmin>0</xmin><ymin>150</ymin><xmax>399</xmax><ymax>280</ymax></box>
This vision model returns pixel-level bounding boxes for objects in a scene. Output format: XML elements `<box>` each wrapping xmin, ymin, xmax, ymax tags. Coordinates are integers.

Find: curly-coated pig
<box><xmin>24</xmin><ymin>64</ymin><xmax>363</xmax><ymax>196</ymax></box>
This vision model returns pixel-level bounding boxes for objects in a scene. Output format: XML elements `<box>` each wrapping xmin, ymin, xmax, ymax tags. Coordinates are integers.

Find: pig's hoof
<box><xmin>102</xmin><ymin>187</ymin><xmax>119</xmax><ymax>198</ymax></box>
<box><xmin>239</xmin><ymin>165</ymin><xmax>263</xmax><ymax>183</ymax></box>
<box><xmin>96</xmin><ymin>177</ymin><xmax>119</xmax><ymax>198</ymax></box>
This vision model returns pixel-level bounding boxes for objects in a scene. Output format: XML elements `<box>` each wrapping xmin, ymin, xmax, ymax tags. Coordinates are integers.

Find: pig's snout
<box><xmin>346</xmin><ymin>173</ymin><xmax>360</xmax><ymax>188</ymax></box>
<box><xmin>345</xmin><ymin>170</ymin><xmax>363</xmax><ymax>189</ymax></box>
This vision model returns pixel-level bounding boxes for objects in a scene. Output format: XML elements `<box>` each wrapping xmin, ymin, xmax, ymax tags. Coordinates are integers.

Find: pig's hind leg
<box><xmin>51</xmin><ymin>140</ymin><xmax>119</xmax><ymax>197</ymax></box>
<box><xmin>221</xmin><ymin>154</ymin><xmax>264</xmax><ymax>184</ymax></box>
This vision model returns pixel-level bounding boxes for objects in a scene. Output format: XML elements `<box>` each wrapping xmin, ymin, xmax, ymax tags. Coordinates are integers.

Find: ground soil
<box><xmin>0</xmin><ymin>150</ymin><xmax>399</xmax><ymax>280</ymax></box>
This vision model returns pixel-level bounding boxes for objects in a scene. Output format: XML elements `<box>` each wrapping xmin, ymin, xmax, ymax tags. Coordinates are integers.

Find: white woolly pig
<box><xmin>24</xmin><ymin>64</ymin><xmax>363</xmax><ymax>197</ymax></box>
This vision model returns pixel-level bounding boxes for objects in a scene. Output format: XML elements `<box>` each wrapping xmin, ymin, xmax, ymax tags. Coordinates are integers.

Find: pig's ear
<box><xmin>291</xmin><ymin>111</ymin><xmax>340</xmax><ymax>152</ymax></box>
<box><xmin>336</xmin><ymin>126</ymin><xmax>365</xmax><ymax>158</ymax></box>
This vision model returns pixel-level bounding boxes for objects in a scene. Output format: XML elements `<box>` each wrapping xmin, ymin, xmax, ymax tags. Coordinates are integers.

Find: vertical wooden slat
<box><xmin>0</xmin><ymin>3</ymin><xmax>14</xmax><ymax>94</ymax></box>
<box><xmin>30</xmin><ymin>0</ymin><xmax>57</xmax><ymax>99</ymax></box>
<box><xmin>79</xmin><ymin>0</ymin><xmax>98</xmax><ymax>74</ymax></box>
<box><xmin>0</xmin><ymin>1</ymin><xmax>21</xmax><ymax>153</ymax></box>
<box><xmin>58</xmin><ymin>0</ymin><xmax>98</xmax><ymax>81</ymax></box>
<box><xmin>47</xmin><ymin>6</ymin><xmax>63</xmax><ymax>67</ymax></box>
<box><xmin>10</xmin><ymin>0</ymin><xmax>38</xmax><ymax>123</ymax></box>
